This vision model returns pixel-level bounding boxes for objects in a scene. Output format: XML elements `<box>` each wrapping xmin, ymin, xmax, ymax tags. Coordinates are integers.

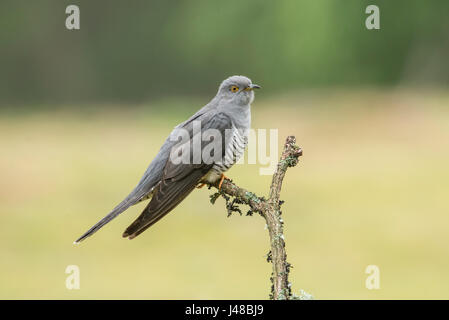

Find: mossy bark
<box><xmin>209</xmin><ymin>136</ymin><xmax>302</xmax><ymax>300</ymax></box>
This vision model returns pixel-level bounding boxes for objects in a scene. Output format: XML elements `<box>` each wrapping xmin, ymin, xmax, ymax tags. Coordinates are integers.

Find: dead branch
<box><xmin>209</xmin><ymin>136</ymin><xmax>302</xmax><ymax>299</ymax></box>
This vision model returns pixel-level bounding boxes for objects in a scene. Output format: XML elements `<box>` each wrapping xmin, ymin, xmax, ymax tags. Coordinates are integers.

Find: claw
<box><xmin>218</xmin><ymin>174</ymin><xmax>228</xmax><ymax>190</ymax></box>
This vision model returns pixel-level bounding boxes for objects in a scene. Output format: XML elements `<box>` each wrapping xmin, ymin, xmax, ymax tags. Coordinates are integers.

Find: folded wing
<box><xmin>123</xmin><ymin>112</ymin><xmax>233</xmax><ymax>239</ymax></box>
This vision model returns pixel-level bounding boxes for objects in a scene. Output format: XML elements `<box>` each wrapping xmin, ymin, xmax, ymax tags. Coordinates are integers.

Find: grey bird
<box><xmin>74</xmin><ymin>75</ymin><xmax>260</xmax><ymax>243</ymax></box>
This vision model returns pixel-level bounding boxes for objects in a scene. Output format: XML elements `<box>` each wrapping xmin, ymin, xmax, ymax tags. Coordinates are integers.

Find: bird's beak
<box><xmin>244</xmin><ymin>84</ymin><xmax>261</xmax><ymax>91</ymax></box>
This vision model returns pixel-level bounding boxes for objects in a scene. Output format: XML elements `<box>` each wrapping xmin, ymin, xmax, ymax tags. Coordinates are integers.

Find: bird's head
<box><xmin>217</xmin><ymin>75</ymin><xmax>261</xmax><ymax>106</ymax></box>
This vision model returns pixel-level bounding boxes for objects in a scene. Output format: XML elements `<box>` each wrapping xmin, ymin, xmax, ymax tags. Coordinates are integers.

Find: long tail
<box><xmin>74</xmin><ymin>200</ymin><xmax>135</xmax><ymax>244</ymax></box>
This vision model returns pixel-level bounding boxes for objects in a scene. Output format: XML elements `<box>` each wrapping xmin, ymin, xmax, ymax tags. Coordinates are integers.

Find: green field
<box><xmin>1</xmin><ymin>89</ymin><xmax>449</xmax><ymax>299</ymax></box>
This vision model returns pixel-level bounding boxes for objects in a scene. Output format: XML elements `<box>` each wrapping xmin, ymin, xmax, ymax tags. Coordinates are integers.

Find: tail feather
<box><xmin>74</xmin><ymin>200</ymin><xmax>134</xmax><ymax>244</ymax></box>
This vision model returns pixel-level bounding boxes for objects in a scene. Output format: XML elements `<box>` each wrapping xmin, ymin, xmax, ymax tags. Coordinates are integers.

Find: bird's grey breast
<box><xmin>212</xmin><ymin>104</ymin><xmax>251</xmax><ymax>174</ymax></box>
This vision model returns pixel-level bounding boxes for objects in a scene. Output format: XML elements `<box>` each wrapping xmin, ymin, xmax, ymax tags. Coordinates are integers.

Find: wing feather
<box><xmin>74</xmin><ymin>107</ymin><xmax>214</xmax><ymax>243</ymax></box>
<box><xmin>123</xmin><ymin>112</ymin><xmax>233</xmax><ymax>239</ymax></box>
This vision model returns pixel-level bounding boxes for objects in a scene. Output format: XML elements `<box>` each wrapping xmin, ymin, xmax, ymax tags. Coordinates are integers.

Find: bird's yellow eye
<box><xmin>230</xmin><ymin>85</ymin><xmax>239</xmax><ymax>93</ymax></box>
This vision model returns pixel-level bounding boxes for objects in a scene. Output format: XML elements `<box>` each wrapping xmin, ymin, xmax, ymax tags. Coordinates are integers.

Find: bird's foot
<box><xmin>196</xmin><ymin>183</ymin><xmax>206</xmax><ymax>189</ymax></box>
<box><xmin>218</xmin><ymin>174</ymin><xmax>228</xmax><ymax>190</ymax></box>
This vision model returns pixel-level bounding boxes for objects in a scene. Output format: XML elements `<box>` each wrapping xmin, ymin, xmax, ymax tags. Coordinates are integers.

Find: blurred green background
<box><xmin>1</xmin><ymin>0</ymin><xmax>448</xmax><ymax>299</ymax></box>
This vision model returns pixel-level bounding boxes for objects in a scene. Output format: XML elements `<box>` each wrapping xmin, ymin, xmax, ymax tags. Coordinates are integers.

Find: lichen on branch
<box><xmin>208</xmin><ymin>136</ymin><xmax>303</xmax><ymax>300</ymax></box>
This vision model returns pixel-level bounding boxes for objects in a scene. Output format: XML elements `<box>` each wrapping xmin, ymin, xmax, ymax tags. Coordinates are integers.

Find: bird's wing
<box><xmin>122</xmin><ymin>112</ymin><xmax>233</xmax><ymax>239</ymax></box>
<box><xmin>74</xmin><ymin>107</ymin><xmax>214</xmax><ymax>244</ymax></box>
